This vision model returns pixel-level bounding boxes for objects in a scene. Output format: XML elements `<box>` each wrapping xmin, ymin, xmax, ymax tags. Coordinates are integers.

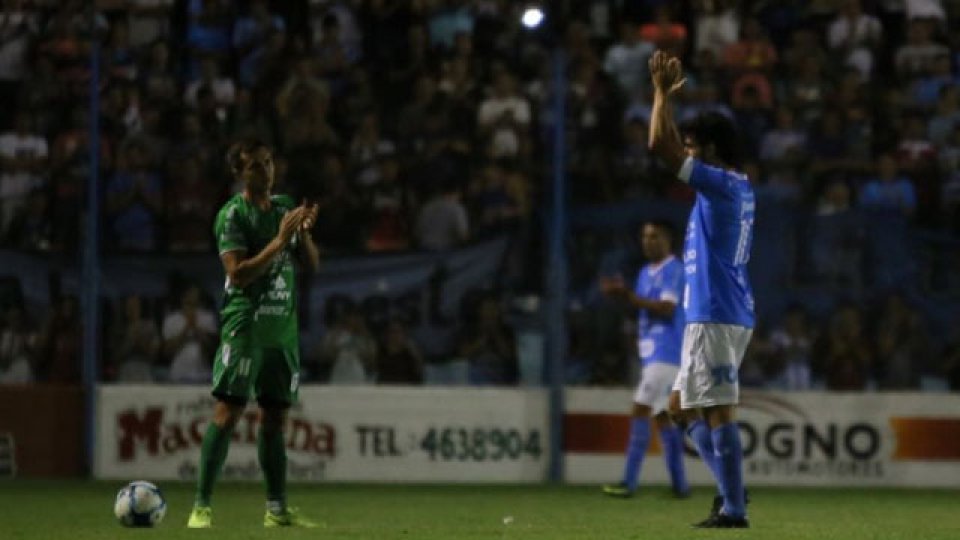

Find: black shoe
<box><xmin>701</xmin><ymin>490</ymin><xmax>750</xmax><ymax>521</ymax></box>
<box><xmin>693</xmin><ymin>513</ymin><xmax>749</xmax><ymax>529</ymax></box>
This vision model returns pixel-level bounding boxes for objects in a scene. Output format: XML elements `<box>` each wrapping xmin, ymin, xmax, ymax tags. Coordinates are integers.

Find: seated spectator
<box><xmin>103</xmin><ymin>19</ymin><xmax>137</xmax><ymax>82</ymax></box>
<box><xmin>127</xmin><ymin>0</ymin><xmax>175</xmax><ymax>47</ymax></box>
<box><xmin>858</xmin><ymin>154</ymin><xmax>917</xmax><ymax>217</ymax></box>
<box><xmin>138</xmin><ymin>41</ymin><xmax>178</xmax><ymax>106</ymax></box>
<box><xmin>928</xmin><ymin>85</ymin><xmax>960</xmax><ymax>145</ymax></box>
<box><xmin>477</xmin><ymin>70</ymin><xmax>531</xmax><ymax>158</ymax></box>
<box><xmin>0</xmin><ymin>112</ymin><xmax>48</xmax><ymax>238</ymax></box>
<box><xmin>39</xmin><ymin>296</ymin><xmax>81</xmax><ymax>383</ymax></box>
<box><xmin>816</xmin><ymin>304</ymin><xmax>873</xmax><ymax>390</ymax></box>
<box><xmin>639</xmin><ymin>6</ymin><xmax>687</xmax><ymax>56</ymax></box>
<box><xmin>693</xmin><ymin>0</ymin><xmax>739</xmax><ymax>61</ymax></box>
<box><xmin>603</xmin><ymin>21</ymin><xmax>654</xmax><ymax>100</ymax></box>
<box><xmin>185</xmin><ymin>0</ymin><xmax>234</xmax><ymax>76</ymax></box>
<box><xmin>376</xmin><ymin>319</ymin><xmax>424</xmax><ymax>385</ymax></box>
<box><xmin>468</xmin><ymin>160</ymin><xmax>524</xmax><ymax>237</ymax></box>
<box><xmin>810</xmin><ymin>180</ymin><xmax>863</xmax><ymax>289</ymax></box>
<box><xmin>349</xmin><ymin>111</ymin><xmax>396</xmax><ymax>191</ymax></box>
<box><xmin>939</xmin><ymin>124</ymin><xmax>960</xmax><ymax>233</ymax></box>
<box><xmin>109</xmin><ymin>295</ymin><xmax>160</xmax><ymax>382</ymax></box>
<box><xmin>910</xmin><ymin>54</ymin><xmax>960</xmax><ymax>109</ymax></box>
<box><xmin>769</xmin><ymin>305</ymin><xmax>815</xmax><ymax>390</ymax></box>
<box><xmin>874</xmin><ymin>293</ymin><xmax>928</xmax><ymax>389</ymax></box>
<box><xmin>164</xmin><ymin>156</ymin><xmax>218</xmax><ymax>252</ymax></box>
<box><xmin>312</xmin><ymin>154</ymin><xmax>366</xmax><ymax>252</ymax></box>
<box><xmin>232</xmin><ymin>0</ymin><xmax>284</xmax><ymax>58</ymax></box>
<box><xmin>457</xmin><ymin>296</ymin><xmax>517</xmax><ymax>386</ymax></box>
<box><xmin>105</xmin><ymin>141</ymin><xmax>163</xmax><ymax>252</ymax></box>
<box><xmin>895</xmin><ymin>19</ymin><xmax>948</xmax><ymax>81</ymax></box>
<box><xmin>4</xmin><ymin>188</ymin><xmax>52</xmax><ymax>251</ymax></box>
<box><xmin>415</xmin><ymin>181</ymin><xmax>469</xmax><ymax>251</ymax></box>
<box><xmin>826</xmin><ymin>0</ymin><xmax>882</xmax><ymax>78</ymax></box>
<box><xmin>723</xmin><ymin>18</ymin><xmax>777</xmax><ymax>101</ymax></box>
<box><xmin>317</xmin><ymin>306</ymin><xmax>377</xmax><ymax>385</ymax></box>
<box><xmin>780</xmin><ymin>54</ymin><xmax>830</xmax><ymax>124</ymax></box>
<box><xmin>365</xmin><ymin>152</ymin><xmax>411</xmax><ymax>252</ymax></box>
<box><xmin>759</xmin><ymin>107</ymin><xmax>806</xmax><ymax>166</ymax></box>
<box><xmin>184</xmin><ymin>56</ymin><xmax>236</xmax><ymax>108</ymax></box>
<box><xmin>162</xmin><ymin>285</ymin><xmax>216</xmax><ymax>383</ymax></box>
<box><xmin>0</xmin><ymin>303</ymin><xmax>38</xmax><ymax>384</ymax></box>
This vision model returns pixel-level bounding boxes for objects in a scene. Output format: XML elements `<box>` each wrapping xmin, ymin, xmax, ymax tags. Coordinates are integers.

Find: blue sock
<box><xmin>659</xmin><ymin>425</ymin><xmax>689</xmax><ymax>494</ymax></box>
<box><xmin>712</xmin><ymin>423</ymin><xmax>746</xmax><ymax>518</ymax></box>
<box><xmin>621</xmin><ymin>417</ymin><xmax>650</xmax><ymax>491</ymax></box>
<box><xmin>686</xmin><ymin>420</ymin><xmax>722</xmax><ymax>492</ymax></box>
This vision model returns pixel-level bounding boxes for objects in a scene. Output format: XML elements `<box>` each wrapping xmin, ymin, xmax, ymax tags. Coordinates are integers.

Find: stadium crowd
<box><xmin>0</xmin><ymin>0</ymin><xmax>958</xmax><ymax>390</ymax></box>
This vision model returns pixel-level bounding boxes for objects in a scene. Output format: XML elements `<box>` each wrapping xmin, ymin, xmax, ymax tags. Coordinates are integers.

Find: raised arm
<box><xmin>647</xmin><ymin>51</ymin><xmax>687</xmax><ymax>176</ymax></box>
<box><xmin>221</xmin><ymin>208</ymin><xmax>304</xmax><ymax>289</ymax></box>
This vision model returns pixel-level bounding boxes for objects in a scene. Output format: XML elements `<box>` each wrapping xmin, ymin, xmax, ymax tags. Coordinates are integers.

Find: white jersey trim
<box><xmin>678</xmin><ymin>156</ymin><xmax>695</xmax><ymax>183</ymax></box>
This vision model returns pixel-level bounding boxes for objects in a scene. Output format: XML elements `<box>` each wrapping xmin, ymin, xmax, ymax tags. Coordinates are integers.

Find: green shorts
<box><xmin>211</xmin><ymin>334</ymin><xmax>300</xmax><ymax>408</ymax></box>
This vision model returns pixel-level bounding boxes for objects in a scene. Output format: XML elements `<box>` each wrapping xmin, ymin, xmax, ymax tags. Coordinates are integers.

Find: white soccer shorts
<box><xmin>673</xmin><ymin>323</ymin><xmax>753</xmax><ymax>409</ymax></box>
<box><xmin>633</xmin><ymin>362</ymin><xmax>679</xmax><ymax>413</ymax></box>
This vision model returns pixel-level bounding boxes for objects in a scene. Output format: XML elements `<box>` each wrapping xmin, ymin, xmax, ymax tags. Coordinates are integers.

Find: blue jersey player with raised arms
<box><xmin>647</xmin><ymin>50</ymin><xmax>755</xmax><ymax>528</ymax></box>
<box><xmin>599</xmin><ymin>221</ymin><xmax>689</xmax><ymax>499</ymax></box>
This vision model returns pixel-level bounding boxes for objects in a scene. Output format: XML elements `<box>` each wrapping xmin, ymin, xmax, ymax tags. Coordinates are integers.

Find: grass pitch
<box><xmin>1</xmin><ymin>481</ymin><xmax>958</xmax><ymax>539</ymax></box>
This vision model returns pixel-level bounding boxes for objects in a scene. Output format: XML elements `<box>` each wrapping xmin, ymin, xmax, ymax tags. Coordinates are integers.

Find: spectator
<box><xmin>164</xmin><ymin>155</ymin><xmax>218</xmax><ymax>252</ymax></box>
<box><xmin>376</xmin><ymin>319</ymin><xmax>424</xmax><ymax>385</ymax></box>
<box><xmin>317</xmin><ymin>306</ymin><xmax>377</xmax><ymax>385</ymax></box>
<box><xmin>0</xmin><ymin>0</ymin><xmax>37</xmax><ymax>126</ymax></box>
<box><xmin>183</xmin><ymin>56</ymin><xmax>236</xmax><ymax>108</ymax></box>
<box><xmin>910</xmin><ymin>54</ymin><xmax>960</xmax><ymax>109</ymax></box>
<box><xmin>723</xmin><ymin>18</ymin><xmax>777</xmax><ymax>104</ymax></box>
<box><xmin>349</xmin><ymin>111</ymin><xmax>396</xmax><ymax>191</ymax></box>
<box><xmin>109</xmin><ymin>295</ymin><xmax>160</xmax><ymax>382</ymax></box>
<box><xmin>138</xmin><ymin>40</ymin><xmax>178</xmax><ymax>106</ymax></box>
<box><xmin>468</xmin><ymin>160</ymin><xmax>524</xmax><ymax>237</ymax></box>
<box><xmin>0</xmin><ymin>112</ymin><xmax>48</xmax><ymax>238</ymax></box>
<box><xmin>826</xmin><ymin>0</ymin><xmax>882</xmax><ymax>78</ymax></box>
<box><xmin>927</xmin><ymin>85</ymin><xmax>960</xmax><ymax>145</ymax></box>
<box><xmin>127</xmin><ymin>0</ymin><xmax>175</xmax><ymax>47</ymax></box>
<box><xmin>232</xmin><ymin>0</ymin><xmax>284</xmax><ymax>56</ymax></box>
<box><xmin>760</xmin><ymin>107</ymin><xmax>806</xmax><ymax>166</ymax></box>
<box><xmin>895</xmin><ymin>19</ymin><xmax>948</xmax><ymax>81</ymax></box>
<box><xmin>603</xmin><ymin>21</ymin><xmax>655</xmax><ymax>100</ymax></box>
<box><xmin>874</xmin><ymin>294</ymin><xmax>928</xmax><ymax>389</ymax></box>
<box><xmin>162</xmin><ymin>285</ymin><xmax>216</xmax><ymax>383</ymax></box>
<box><xmin>939</xmin><ymin>125</ymin><xmax>960</xmax><ymax>233</ymax></box>
<box><xmin>768</xmin><ymin>305</ymin><xmax>815</xmax><ymax>390</ymax></box>
<box><xmin>39</xmin><ymin>296</ymin><xmax>81</xmax><ymax>383</ymax></box>
<box><xmin>859</xmin><ymin>154</ymin><xmax>917</xmax><ymax>217</ymax></box>
<box><xmin>185</xmin><ymin>0</ymin><xmax>234</xmax><ymax>73</ymax></box>
<box><xmin>105</xmin><ymin>141</ymin><xmax>163</xmax><ymax>252</ymax></box>
<box><xmin>457</xmin><ymin>296</ymin><xmax>517</xmax><ymax>385</ymax></box>
<box><xmin>781</xmin><ymin>54</ymin><xmax>830</xmax><ymax>125</ymax></box>
<box><xmin>415</xmin><ymin>181</ymin><xmax>469</xmax><ymax>251</ymax></box>
<box><xmin>817</xmin><ymin>304</ymin><xmax>873</xmax><ymax>390</ymax></box>
<box><xmin>693</xmin><ymin>0</ymin><xmax>739</xmax><ymax>61</ymax></box>
<box><xmin>638</xmin><ymin>6</ymin><xmax>687</xmax><ymax>56</ymax></box>
<box><xmin>365</xmin><ymin>151</ymin><xmax>412</xmax><ymax>252</ymax></box>
<box><xmin>4</xmin><ymin>188</ymin><xmax>51</xmax><ymax>251</ymax></box>
<box><xmin>477</xmin><ymin>70</ymin><xmax>531</xmax><ymax>156</ymax></box>
<box><xmin>312</xmin><ymin>154</ymin><xmax>366</xmax><ymax>252</ymax></box>
<box><xmin>810</xmin><ymin>180</ymin><xmax>863</xmax><ymax>289</ymax></box>
<box><xmin>0</xmin><ymin>303</ymin><xmax>37</xmax><ymax>383</ymax></box>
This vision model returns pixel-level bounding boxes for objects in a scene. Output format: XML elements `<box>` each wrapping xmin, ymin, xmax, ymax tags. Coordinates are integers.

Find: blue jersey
<box><xmin>635</xmin><ymin>255</ymin><xmax>685</xmax><ymax>367</ymax></box>
<box><xmin>679</xmin><ymin>157</ymin><xmax>756</xmax><ymax>327</ymax></box>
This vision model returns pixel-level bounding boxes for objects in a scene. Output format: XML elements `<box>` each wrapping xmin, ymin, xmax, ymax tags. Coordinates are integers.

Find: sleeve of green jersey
<box><xmin>272</xmin><ymin>194</ymin><xmax>296</xmax><ymax>209</ymax></box>
<box><xmin>215</xmin><ymin>204</ymin><xmax>248</xmax><ymax>254</ymax></box>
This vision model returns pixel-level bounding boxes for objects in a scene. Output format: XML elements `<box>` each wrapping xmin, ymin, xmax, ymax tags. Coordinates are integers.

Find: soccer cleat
<box><xmin>186</xmin><ymin>506</ymin><xmax>212</xmax><ymax>528</ymax></box>
<box><xmin>693</xmin><ymin>513</ymin><xmax>750</xmax><ymax>529</ymax></box>
<box><xmin>264</xmin><ymin>507</ymin><xmax>321</xmax><ymax>528</ymax></box>
<box><xmin>695</xmin><ymin>490</ymin><xmax>750</xmax><ymax>526</ymax></box>
<box><xmin>602</xmin><ymin>482</ymin><xmax>635</xmax><ymax>498</ymax></box>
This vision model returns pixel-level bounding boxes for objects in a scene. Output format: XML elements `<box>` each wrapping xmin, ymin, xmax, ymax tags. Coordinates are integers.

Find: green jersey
<box><xmin>214</xmin><ymin>193</ymin><xmax>299</xmax><ymax>347</ymax></box>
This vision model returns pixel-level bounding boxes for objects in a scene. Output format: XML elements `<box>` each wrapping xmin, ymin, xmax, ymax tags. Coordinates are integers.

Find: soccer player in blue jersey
<box><xmin>599</xmin><ymin>221</ymin><xmax>689</xmax><ymax>499</ymax></box>
<box><xmin>647</xmin><ymin>51</ymin><xmax>755</xmax><ymax>528</ymax></box>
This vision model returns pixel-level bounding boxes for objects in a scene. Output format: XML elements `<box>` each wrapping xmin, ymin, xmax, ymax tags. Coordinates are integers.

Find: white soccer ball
<box><xmin>114</xmin><ymin>481</ymin><xmax>167</xmax><ymax>527</ymax></box>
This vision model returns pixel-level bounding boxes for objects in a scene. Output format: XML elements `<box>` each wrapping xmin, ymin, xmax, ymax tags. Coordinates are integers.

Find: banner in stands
<box><xmin>95</xmin><ymin>385</ymin><xmax>548</xmax><ymax>482</ymax></box>
<box><xmin>564</xmin><ymin>389</ymin><xmax>960</xmax><ymax>487</ymax></box>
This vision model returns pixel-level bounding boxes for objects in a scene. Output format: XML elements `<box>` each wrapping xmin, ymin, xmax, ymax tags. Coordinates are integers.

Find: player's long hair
<box><xmin>680</xmin><ymin>112</ymin><xmax>743</xmax><ymax>169</ymax></box>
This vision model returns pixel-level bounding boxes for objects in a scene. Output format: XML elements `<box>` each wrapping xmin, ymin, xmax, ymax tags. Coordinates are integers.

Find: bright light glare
<box><xmin>521</xmin><ymin>7</ymin><xmax>544</xmax><ymax>29</ymax></box>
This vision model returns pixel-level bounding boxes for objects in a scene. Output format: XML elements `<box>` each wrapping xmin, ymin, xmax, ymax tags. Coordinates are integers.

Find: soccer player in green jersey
<box><xmin>187</xmin><ymin>139</ymin><xmax>320</xmax><ymax>529</ymax></box>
